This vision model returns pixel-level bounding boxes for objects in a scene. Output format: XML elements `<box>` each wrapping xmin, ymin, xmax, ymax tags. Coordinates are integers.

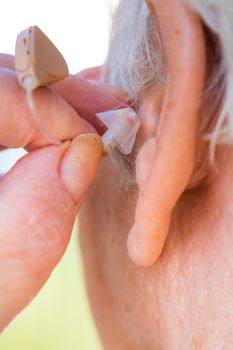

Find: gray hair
<box><xmin>104</xmin><ymin>0</ymin><xmax>233</xmax><ymax>160</ymax></box>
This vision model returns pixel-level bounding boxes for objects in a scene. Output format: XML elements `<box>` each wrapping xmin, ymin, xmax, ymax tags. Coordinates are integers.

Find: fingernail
<box><xmin>60</xmin><ymin>134</ymin><xmax>103</xmax><ymax>203</ymax></box>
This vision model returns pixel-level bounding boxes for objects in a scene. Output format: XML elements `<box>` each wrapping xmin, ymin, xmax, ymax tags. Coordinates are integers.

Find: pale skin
<box><xmin>80</xmin><ymin>1</ymin><xmax>233</xmax><ymax>349</ymax></box>
<box><xmin>0</xmin><ymin>56</ymin><xmax>127</xmax><ymax>330</ymax></box>
<box><xmin>1</xmin><ymin>0</ymin><xmax>233</xmax><ymax>349</ymax></box>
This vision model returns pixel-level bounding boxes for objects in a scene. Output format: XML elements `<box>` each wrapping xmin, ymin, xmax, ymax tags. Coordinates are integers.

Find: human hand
<box><xmin>0</xmin><ymin>54</ymin><xmax>127</xmax><ymax>331</ymax></box>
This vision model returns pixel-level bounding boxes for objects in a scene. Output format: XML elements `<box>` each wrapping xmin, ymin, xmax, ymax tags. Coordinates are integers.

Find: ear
<box><xmin>128</xmin><ymin>0</ymin><xmax>206</xmax><ymax>266</ymax></box>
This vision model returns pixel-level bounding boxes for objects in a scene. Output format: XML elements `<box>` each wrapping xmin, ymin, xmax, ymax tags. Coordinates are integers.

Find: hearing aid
<box><xmin>97</xmin><ymin>107</ymin><xmax>140</xmax><ymax>155</ymax></box>
<box><xmin>14</xmin><ymin>26</ymin><xmax>140</xmax><ymax>152</ymax></box>
<box><xmin>15</xmin><ymin>25</ymin><xmax>69</xmax><ymax>91</ymax></box>
<box><xmin>14</xmin><ymin>25</ymin><xmax>69</xmax><ymax>145</ymax></box>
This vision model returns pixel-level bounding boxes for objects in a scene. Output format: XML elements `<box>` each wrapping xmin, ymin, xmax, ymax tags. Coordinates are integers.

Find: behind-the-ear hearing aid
<box><xmin>14</xmin><ymin>25</ymin><xmax>140</xmax><ymax>152</ymax></box>
<box><xmin>15</xmin><ymin>25</ymin><xmax>69</xmax><ymax>145</ymax></box>
<box><xmin>15</xmin><ymin>25</ymin><xmax>68</xmax><ymax>91</ymax></box>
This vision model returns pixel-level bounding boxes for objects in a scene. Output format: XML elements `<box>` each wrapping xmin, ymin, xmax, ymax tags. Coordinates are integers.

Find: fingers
<box><xmin>0</xmin><ymin>54</ymin><xmax>130</xmax><ymax>116</ymax></box>
<box><xmin>0</xmin><ymin>68</ymin><xmax>91</xmax><ymax>149</ymax></box>
<box><xmin>76</xmin><ymin>66</ymin><xmax>102</xmax><ymax>80</ymax></box>
<box><xmin>0</xmin><ymin>54</ymin><xmax>15</xmax><ymax>149</ymax></box>
<box><xmin>76</xmin><ymin>65</ymin><xmax>131</xmax><ymax>105</ymax></box>
<box><xmin>54</xmin><ymin>75</ymin><xmax>131</xmax><ymax>116</ymax></box>
<box><xmin>0</xmin><ymin>53</ymin><xmax>14</xmax><ymax>70</ymax></box>
<box><xmin>0</xmin><ymin>134</ymin><xmax>103</xmax><ymax>330</ymax></box>
<box><xmin>0</xmin><ymin>66</ymin><xmax>130</xmax><ymax>149</ymax></box>
<box><xmin>54</xmin><ymin>75</ymin><xmax>131</xmax><ymax>136</ymax></box>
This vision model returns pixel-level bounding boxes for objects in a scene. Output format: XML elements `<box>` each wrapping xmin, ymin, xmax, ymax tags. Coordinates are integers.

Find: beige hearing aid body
<box><xmin>14</xmin><ymin>25</ymin><xmax>140</xmax><ymax>152</ymax></box>
<box><xmin>15</xmin><ymin>25</ymin><xmax>69</xmax><ymax>90</ymax></box>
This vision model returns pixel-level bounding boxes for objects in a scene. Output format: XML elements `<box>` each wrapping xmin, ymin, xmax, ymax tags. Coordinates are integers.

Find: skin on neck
<box><xmin>78</xmin><ymin>1</ymin><xmax>233</xmax><ymax>349</ymax></box>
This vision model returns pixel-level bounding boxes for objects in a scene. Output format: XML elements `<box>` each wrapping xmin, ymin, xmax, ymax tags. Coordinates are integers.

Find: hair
<box><xmin>104</xmin><ymin>0</ymin><xmax>233</xmax><ymax>163</ymax></box>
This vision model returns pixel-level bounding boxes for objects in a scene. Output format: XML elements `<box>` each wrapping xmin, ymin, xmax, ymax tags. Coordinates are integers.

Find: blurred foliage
<box><xmin>0</xmin><ymin>232</ymin><xmax>101</xmax><ymax>350</ymax></box>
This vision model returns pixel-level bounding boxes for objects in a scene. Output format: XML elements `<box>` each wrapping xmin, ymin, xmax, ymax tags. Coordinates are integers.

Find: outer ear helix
<box><xmin>127</xmin><ymin>0</ymin><xmax>206</xmax><ymax>267</ymax></box>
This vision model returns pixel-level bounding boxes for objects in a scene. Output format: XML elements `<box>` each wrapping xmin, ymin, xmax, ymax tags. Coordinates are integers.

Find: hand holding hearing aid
<box><xmin>0</xmin><ymin>27</ymin><xmax>132</xmax><ymax>330</ymax></box>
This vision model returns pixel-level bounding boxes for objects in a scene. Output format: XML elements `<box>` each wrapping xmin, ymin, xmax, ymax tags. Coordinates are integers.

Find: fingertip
<box><xmin>60</xmin><ymin>133</ymin><xmax>103</xmax><ymax>204</ymax></box>
<box><xmin>76</xmin><ymin>66</ymin><xmax>101</xmax><ymax>80</ymax></box>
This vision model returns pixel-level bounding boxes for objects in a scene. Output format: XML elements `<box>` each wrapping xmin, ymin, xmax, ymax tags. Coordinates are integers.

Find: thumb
<box><xmin>0</xmin><ymin>133</ymin><xmax>102</xmax><ymax>330</ymax></box>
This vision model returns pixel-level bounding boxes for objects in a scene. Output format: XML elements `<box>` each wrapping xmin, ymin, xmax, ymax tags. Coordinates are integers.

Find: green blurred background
<box><xmin>0</xmin><ymin>233</ymin><xmax>102</xmax><ymax>350</ymax></box>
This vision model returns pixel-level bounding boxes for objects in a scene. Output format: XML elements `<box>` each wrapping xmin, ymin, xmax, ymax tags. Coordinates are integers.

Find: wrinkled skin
<box><xmin>1</xmin><ymin>0</ymin><xmax>233</xmax><ymax>348</ymax></box>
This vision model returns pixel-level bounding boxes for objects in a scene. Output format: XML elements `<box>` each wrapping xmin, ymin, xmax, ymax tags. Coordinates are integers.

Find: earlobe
<box><xmin>128</xmin><ymin>0</ymin><xmax>206</xmax><ymax>266</ymax></box>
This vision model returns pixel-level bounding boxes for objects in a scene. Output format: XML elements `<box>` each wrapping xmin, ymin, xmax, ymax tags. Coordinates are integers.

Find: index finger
<box><xmin>0</xmin><ymin>54</ymin><xmax>131</xmax><ymax>149</ymax></box>
<box><xmin>0</xmin><ymin>68</ymin><xmax>90</xmax><ymax>149</ymax></box>
<box><xmin>0</xmin><ymin>53</ymin><xmax>14</xmax><ymax>70</ymax></box>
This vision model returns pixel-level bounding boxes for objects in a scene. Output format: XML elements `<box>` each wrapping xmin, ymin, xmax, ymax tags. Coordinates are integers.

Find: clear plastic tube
<box><xmin>23</xmin><ymin>75</ymin><xmax>61</xmax><ymax>145</ymax></box>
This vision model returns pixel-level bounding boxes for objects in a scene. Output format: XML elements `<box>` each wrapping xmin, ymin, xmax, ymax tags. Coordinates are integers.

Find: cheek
<box><xmin>77</xmin><ymin>158</ymin><xmax>173</xmax><ymax>348</ymax></box>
